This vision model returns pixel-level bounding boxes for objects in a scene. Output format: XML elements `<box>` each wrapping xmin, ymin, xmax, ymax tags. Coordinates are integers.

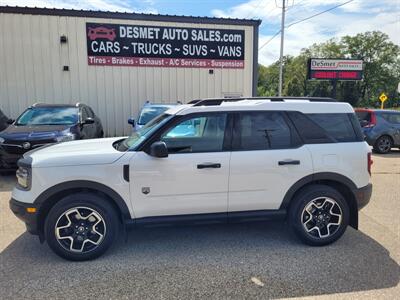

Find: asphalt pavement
<box><xmin>0</xmin><ymin>151</ymin><xmax>399</xmax><ymax>299</ymax></box>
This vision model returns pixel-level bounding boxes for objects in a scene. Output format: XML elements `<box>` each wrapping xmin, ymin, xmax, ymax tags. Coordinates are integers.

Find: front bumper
<box><xmin>9</xmin><ymin>198</ymin><xmax>39</xmax><ymax>235</ymax></box>
<box><xmin>354</xmin><ymin>183</ymin><xmax>372</xmax><ymax>210</ymax></box>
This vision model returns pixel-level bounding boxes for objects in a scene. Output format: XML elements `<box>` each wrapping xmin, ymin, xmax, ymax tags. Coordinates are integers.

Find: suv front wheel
<box><xmin>289</xmin><ymin>185</ymin><xmax>349</xmax><ymax>246</ymax></box>
<box><xmin>44</xmin><ymin>193</ymin><xmax>119</xmax><ymax>261</ymax></box>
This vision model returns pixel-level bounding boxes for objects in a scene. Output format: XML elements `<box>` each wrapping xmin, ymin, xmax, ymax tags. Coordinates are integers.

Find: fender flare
<box><xmin>34</xmin><ymin>180</ymin><xmax>132</xmax><ymax>221</ymax></box>
<box><xmin>280</xmin><ymin>172</ymin><xmax>358</xmax><ymax>210</ymax></box>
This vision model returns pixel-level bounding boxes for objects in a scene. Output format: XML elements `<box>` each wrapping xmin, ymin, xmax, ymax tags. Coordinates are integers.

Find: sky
<box><xmin>1</xmin><ymin>0</ymin><xmax>399</xmax><ymax>65</ymax></box>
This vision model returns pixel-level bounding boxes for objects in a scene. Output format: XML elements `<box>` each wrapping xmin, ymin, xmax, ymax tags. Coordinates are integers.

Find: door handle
<box><xmin>278</xmin><ymin>160</ymin><xmax>300</xmax><ymax>166</ymax></box>
<box><xmin>197</xmin><ymin>163</ymin><xmax>221</xmax><ymax>169</ymax></box>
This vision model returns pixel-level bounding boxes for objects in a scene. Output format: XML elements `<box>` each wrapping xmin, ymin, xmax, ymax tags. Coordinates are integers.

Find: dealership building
<box><xmin>0</xmin><ymin>6</ymin><xmax>260</xmax><ymax>136</ymax></box>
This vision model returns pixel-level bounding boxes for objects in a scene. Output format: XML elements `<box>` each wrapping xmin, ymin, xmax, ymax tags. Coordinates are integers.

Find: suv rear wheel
<box><xmin>44</xmin><ymin>193</ymin><xmax>119</xmax><ymax>261</ymax></box>
<box><xmin>374</xmin><ymin>135</ymin><xmax>392</xmax><ymax>154</ymax></box>
<box><xmin>289</xmin><ymin>185</ymin><xmax>349</xmax><ymax>246</ymax></box>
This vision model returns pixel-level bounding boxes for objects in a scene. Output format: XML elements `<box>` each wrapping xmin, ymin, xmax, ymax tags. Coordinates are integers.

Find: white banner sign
<box><xmin>310</xmin><ymin>59</ymin><xmax>363</xmax><ymax>71</ymax></box>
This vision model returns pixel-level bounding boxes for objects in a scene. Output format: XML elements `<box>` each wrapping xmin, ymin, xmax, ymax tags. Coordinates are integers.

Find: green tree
<box><xmin>257</xmin><ymin>31</ymin><xmax>400</xmax><ymax>107</ymax></box>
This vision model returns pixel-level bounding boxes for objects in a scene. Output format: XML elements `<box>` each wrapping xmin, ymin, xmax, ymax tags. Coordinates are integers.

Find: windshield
<box><xmin>117</xmin><ymin>113</ymin><xmax>172</xmax><ymax>151</ymax></box>
<box><xmin>16</xmin><ymin>107</ymin><xmax>79</xmax><ymax>125</ymax></box>
<box><xmin>138</xmin><ymin>106</ymin><xmax>171</xmax><ymax>125</ymax></box>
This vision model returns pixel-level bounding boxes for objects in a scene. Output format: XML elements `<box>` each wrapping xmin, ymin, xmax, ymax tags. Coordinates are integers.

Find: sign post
<box><xmin>379</xmin><ymin>93</ymin><xmax>388</xmax><ymax>109</ymax></box>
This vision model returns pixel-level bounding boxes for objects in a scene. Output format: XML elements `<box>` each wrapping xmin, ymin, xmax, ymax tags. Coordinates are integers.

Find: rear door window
<box><xmin>233</xmin><ymin>111</ymin><xmax>300</xmax><ymax>150</ymax></box>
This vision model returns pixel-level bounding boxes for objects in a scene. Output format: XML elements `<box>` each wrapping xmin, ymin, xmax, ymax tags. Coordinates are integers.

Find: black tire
<box><xmin>373</xmin><ymin>135</ymin><xmax>392</xmax><ymax>154</ymax></box>
<box><xmin>289</xmin><ymin>184</ymin><xmax>349</xmax><ymax>246</ymax></box>
<box><xmin>44</xmin><ymin>193</ymin><xmax>119</xmax><ymax>261</ymax></box>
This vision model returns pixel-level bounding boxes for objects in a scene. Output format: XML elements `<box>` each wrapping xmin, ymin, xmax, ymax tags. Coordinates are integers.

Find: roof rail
<box><xmin>190</xmin><ymin>97</ymin><xmax>337</xmax><ymax>106</ymax></box>
<box><xmin>31</xmin><ymin>102</ymin><xmax>44</xmax><ymax>107</ymax></box>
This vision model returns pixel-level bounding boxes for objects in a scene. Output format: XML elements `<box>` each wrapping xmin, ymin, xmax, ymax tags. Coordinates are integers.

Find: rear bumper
<box><xmin>354</xmin><ymin>183</ymin><xmax>372</xmax><ymax>210</ymax></box>
<box><xmin>9</xmin><ymin>198</ymin><xmax>39</xmax><ymax>235</ymax></box>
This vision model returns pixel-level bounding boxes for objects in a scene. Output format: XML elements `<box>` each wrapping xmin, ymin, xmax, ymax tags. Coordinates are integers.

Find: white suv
<box><xmin>10</xmin><ymin>97</ymin><xmax>373</xmax><ymax>261</ymax></box>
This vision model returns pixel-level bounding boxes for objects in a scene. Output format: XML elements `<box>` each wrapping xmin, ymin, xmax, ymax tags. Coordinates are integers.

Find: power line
<box><xmin>245</xmin><ymin>0</ymin><xmax>264</xmax><ymax>19</ymax></box>
<box><xmin>286</xmin><ymin>0</ymin><xmax>355</xmax><ymax>28</ymax></box>
<box><xmin>258</xmin><ymin>0</ymin><xmax>355</xmax><ymax>50</ymax></box>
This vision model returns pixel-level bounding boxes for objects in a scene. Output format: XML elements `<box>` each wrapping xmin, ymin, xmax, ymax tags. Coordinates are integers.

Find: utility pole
<box><xmin>278</xmin><ymin>0</ymin><xmax>286</xmax><ymax>96</ymax></box>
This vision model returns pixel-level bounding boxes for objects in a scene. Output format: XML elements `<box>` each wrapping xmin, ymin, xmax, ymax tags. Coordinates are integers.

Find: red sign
<box><xmin>88</xmin><ymin>56</ymin><xmax>244</xmax><ymax>69</ymax></box>
<box><xmin>308</xmin><ymin>58</ymin><xmax>363</xmax><ymax>81</ymax></box>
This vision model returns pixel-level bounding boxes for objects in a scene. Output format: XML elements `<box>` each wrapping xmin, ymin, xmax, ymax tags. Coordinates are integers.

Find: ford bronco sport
<box><xmin>10</xmin><ymin>97</ymin><xmax>372</xmax><ymax>261</ymax></box>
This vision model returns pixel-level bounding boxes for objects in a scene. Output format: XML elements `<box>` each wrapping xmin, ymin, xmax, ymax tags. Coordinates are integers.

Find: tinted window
<box><xmin>81</xmin><ymin>107</ymin><xmax>89</xmax><ymax>120</ymax></box>
<box><xmin>162</xmin><ymin>114</ymin><xmax>227</xmax><ymax>153</ymax></box>
<box><xmin>87</xmin><ymin>106</ymin><xmax>95</xmax><ymax>117</ymax></box>
<box><xmin>356</xmin><ymin>111</ymin><xmax>371</xmax><ymax>122</ymax></box>
<box><xmin>234</xmin><ymin>112</ymin><xmax>295</xmax><ymax>150</ymax></box>
<box><xmin>16</xmin><ymin>107</ymin><xmax>79</xmax><ymax>125</ymax></box>
<box><xmin>287</xmin><ymin>111</ymin><xmax>332</xmax><ymax>144</ymax></box>
<box><xmin>381</xmin><ymin>112</ymin><xmax>400</xmax><ymax>124</ymax></box>
<box><xmin>307</xmin><ymin>113</ymin><xmax>359</xmax><ymax>142</ymax></box>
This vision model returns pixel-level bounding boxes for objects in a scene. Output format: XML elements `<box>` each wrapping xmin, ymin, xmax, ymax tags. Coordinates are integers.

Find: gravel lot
<box><xmin>0</xmin><ymin>152</ymin><xmax>399</xmax><ymax>299</ymax></box>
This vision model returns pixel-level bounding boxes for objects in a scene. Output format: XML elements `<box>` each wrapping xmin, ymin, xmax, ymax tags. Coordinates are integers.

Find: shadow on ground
<box><xmin>1</xmin><ymin>222</ymin><xmax>398</xmax><ymax>299</ymax></box>
<box><xmin>372</xmin><ymin>148</ymin><xmax>400</xmax><ymax>158</ymax></box>
<box><xmin>0</xmin><ymin>173</ymin><xmax>15</xmax><ymax>192</ymax></box>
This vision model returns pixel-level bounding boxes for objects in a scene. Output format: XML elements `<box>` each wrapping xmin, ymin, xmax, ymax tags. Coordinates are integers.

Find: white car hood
<box><xmin>27</xmin><ymin>137</ymin><xmax>126</xmax><ymax>168</ymax></box>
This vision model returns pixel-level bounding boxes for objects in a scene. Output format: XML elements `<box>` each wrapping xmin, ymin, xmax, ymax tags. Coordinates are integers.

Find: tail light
<box><xmin>367</xmin><ymin>152</ymin><xmax>373</xmax><ymax>176</ymax></box>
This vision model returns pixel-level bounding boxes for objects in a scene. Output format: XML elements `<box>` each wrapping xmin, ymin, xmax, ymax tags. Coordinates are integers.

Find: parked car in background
<box><xmin>128</xmin><ymin>102</ymin><xmax>181</xmax><ymax>131</ymax></box>
<box><xmin>0</xmin><ymin>108</ymin><xmax>12</xmax><ymax>132</ymax></box>
<box><xmin>0</xmin><ymin>103</ymin><xmax>103</xmax><ymax>170</ymax></box>
<box><xmin>355</xmin><ymin>108</ymin><xmax>400</xmax><ymax>154</ymax></box>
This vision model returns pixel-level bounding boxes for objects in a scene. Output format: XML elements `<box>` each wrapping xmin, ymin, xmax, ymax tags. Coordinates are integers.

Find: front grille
<box><xmin>1</xmin><ymin>139</ymin><xmax>55</xmax><ymax>154</ymax></box>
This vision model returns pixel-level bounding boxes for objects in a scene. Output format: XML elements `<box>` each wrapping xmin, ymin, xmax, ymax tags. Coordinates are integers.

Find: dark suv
<box><xmin>0</xmin><ymin>108</ymin><xmax>12</xmax><ymax>132</ymax></box>
<box><xmin>0</xmin><ymin>103</ymin><xmax>103</xmax><ymax>170</ymax></box>
<box><xmin>355</xmin><ymin>108</ymin><xmax>400</xmax><ymax>154</ymax></box>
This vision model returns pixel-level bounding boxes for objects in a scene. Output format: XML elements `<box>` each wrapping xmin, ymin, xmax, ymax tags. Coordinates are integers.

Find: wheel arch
<box><xmin>280</xmin><ymin>173</ymin><xmax>359</xmax><ymax>229</ymax></box>
<box><xmin>34</xmin><ymin>180</ymin><xmax>132</xmax><ymax>238</ymax></box>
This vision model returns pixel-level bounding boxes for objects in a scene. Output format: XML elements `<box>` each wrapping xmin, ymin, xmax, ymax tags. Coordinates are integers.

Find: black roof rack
<box><xmin>190</xmin><ymin>97</ymin><xmax>337</xmax><ymax>107</ymax></box>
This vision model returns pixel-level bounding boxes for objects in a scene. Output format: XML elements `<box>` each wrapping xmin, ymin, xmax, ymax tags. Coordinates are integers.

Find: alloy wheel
<box><xmin>301</xmin><ymin>197</ymin><xmax>342</xmax><ymax>239</ymax></box>
<box><xmin>377</xmin><ymin>136</ymin><xmax>391</xmax><ymax>153</ymax></box>
<box><xmin>55</xmin><ymin>207</ymin><xmax>106</xmax><ymax>253</ymax></box>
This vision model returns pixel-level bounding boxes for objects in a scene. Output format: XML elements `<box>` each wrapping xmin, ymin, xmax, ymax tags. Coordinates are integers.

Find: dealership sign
<box><xmin>307</xmin><ymin>58</ymin><xmax>363</xmax><ymax>80</ymax></box>
<box><xmin>86</xmin><ymin>23</ymin><xmax>245</xmax><ymax>68</ymax></box>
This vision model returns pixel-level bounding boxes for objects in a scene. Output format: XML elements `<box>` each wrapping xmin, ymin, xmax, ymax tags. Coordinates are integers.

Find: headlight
<box><xmin>0</xmin><ymin>137</ymin><xmax>4</xmax><ymax>144</ymax></box>
<box><xmin>16</xmin><ymin>166</ymin><xmax>31</xmax><ymax>189</ymax></box>
<box><xmin>56</xmin><ymin>133</ymin><xmax>76</xmax><ymax>143</ymax></box>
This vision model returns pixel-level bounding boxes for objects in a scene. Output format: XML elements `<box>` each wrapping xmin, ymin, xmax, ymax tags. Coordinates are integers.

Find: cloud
<box><xmin>0</xmin><ymin>0</ymin><xmax>158</xmax><ymax>13</ymax></box>
<box><xmin>212</xmin><ymin>0</ymin><xmax>399</xmax><ymax>65</ymax></box>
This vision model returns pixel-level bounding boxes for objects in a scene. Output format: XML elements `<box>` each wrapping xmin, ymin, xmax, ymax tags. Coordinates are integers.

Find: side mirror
<box><xmin>83</xmin><ymin>117</ymin><xmax>95</xmax><ymax>125</ymax></box>
<box><xmin>128</xmin><ymin>117</ymin><xmax>135</xmax><ymax>127</ymax></box>
<box><xmin>150</xmin><ymin>141</ymin><xmax>168</xmax><ymax>158</ymax></box>
<box><xmin>7</xmin><ymin>119</ymin><xmax>14</xmax><ymax>124</ymax></box>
